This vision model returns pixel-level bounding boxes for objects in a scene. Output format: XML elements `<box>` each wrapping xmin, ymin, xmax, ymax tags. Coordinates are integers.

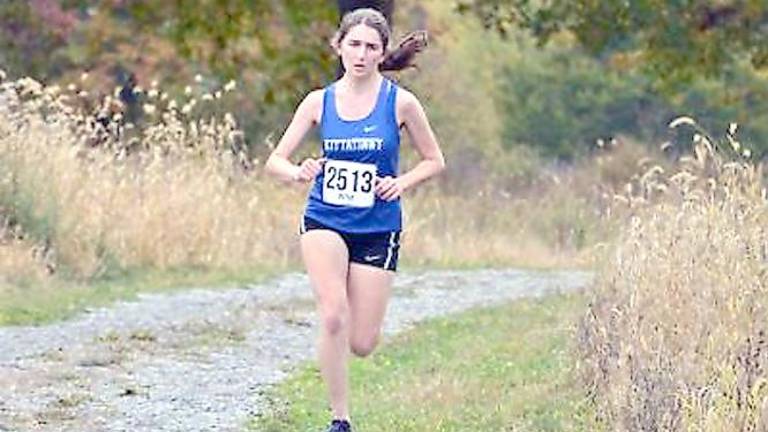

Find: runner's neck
<box><xmin>338</xmin><ymin>73</ymin><xmax>383</xmax><ymax>95</ymax></box>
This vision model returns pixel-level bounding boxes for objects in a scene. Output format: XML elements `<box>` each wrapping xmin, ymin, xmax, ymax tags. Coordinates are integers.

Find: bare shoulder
<box><xmin>298</xmin><ymin>89</ymin><xmax>325</xmax><ymax>124</ymax></box>
<box><xmin>304</xmin><ymin>88</ymin><xmax>324</xmax><ymax>106</ymax></box>
<box><xmin>395</xmin><ymin>87</ymin><xmax>420</xmax><ymax>111</ymax></box>
<box><xmin>395</xmin><ymin>87</ymin><xmax>423</xmax><ymax>127</ymax></box>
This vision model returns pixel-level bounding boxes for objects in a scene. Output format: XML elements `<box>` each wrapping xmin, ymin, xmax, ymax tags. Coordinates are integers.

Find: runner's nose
<box><xmin>355</xmin><ymin>45</ymin><xmax>366</xmax><ymax>60</ymax></box>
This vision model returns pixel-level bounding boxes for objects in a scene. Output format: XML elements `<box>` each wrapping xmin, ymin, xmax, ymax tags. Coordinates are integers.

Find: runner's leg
<box><xmin>301</xmin><ymin>230</ymin><xmax>351</xmax><ymax>420</ymax></box>
<box><xmin>347</xmin><ymin>263</ymin><xmax>394</xmax><ymax>357</ymax></box>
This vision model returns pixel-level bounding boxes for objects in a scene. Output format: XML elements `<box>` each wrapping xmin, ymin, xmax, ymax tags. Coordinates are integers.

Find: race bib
<box><xmin>322</xmin><ymin>159</ymin><xmax>377</xmax><ymax>208</ymax></box>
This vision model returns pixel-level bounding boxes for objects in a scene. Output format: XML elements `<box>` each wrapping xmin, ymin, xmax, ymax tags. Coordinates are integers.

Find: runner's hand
<box><xmin>375</xmin><ymin>176</ymin><xmax>403</xmax><ymax>201</ymax></box>
<box><xmin>293</xmin><ymin>158</ymin><xmax>325</xmax><ymax>183</ymax></box>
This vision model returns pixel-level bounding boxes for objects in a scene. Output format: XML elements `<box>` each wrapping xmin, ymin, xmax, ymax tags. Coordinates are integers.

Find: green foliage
<box><xmin>666</xmin><ymin>64</ymin><xmax>768</xmax><ymax>155</ymax></box>
<box><xmin>456</xmin><ymin>0</ymin><xmax>768</xmax><ymax>87</ymax></box>
<box><xmin>496</xmin><ymin>39</ymin><xmax>768</xmax><ymax>159</ymax></box>
<box><xmin>0</xmin><ymin>0</ymin><xmax>339</xmax><ymax>148</ymax></box>
<box><xmin>498</xmin><ymin>45</ymin><xmax>665</xmax><ymax>159</ymax></box>
<box><xmin>115</xmin><ymin>0</ymin><xmax>337</xmax><ymax>81</ymax></box>
<box><xmin>99</xmin><ymin>0</ymin><xmax>337</xmax><ymax>109</ymax></box>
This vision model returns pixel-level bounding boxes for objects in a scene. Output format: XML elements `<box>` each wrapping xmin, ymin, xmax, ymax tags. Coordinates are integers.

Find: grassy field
<box><xmin>250</xmin><ymin>292</ymin><xmax>590</xmax><ymax>432</ymax></box>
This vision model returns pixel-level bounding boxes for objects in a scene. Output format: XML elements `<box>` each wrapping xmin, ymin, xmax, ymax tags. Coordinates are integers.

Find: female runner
<box><xmin>265</xmin><ymin>8</ymin><xmax>445</xmax><ymax>431</ymax></box>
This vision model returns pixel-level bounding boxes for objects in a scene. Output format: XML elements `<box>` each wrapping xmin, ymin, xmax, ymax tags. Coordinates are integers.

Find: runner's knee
<box><xmin>320</xmin><ymin>305</ymin><xmax>348</xmax><ymax>335</ymax></box>
<box><xmin>350</xmin><ymin>333</ymin><xmax>379</xmax><ymax>357</ymax></box>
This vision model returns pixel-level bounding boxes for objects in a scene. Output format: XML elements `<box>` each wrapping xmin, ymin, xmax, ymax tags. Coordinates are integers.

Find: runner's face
<box><xmin>338</xmin><ymin>24</ymin><xmax>384</xmax><ymax>78</ymax></box>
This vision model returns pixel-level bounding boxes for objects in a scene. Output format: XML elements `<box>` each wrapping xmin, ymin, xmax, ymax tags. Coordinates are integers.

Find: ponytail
<box><xmin>380</xmin><ymin>30</ymin><xmax>428</xmax><ymax>72</ymax></box>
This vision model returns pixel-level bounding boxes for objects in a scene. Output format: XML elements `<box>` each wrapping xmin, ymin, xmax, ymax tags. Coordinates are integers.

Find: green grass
<box><xmin>250</xmin><ymin>292</ymin><xmax>591</xmax><ymax>432</ymax></box>
<box><xmin>0</xmin><ymin>265</ymin><xmax>286</xmax><ymax>326</ymax></box>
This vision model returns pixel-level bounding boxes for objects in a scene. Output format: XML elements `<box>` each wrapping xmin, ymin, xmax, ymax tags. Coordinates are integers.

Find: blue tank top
<box><xmin>304</xmin><ymin>77</ymin><xmax>402</xmax><ymax>233</ymax></box>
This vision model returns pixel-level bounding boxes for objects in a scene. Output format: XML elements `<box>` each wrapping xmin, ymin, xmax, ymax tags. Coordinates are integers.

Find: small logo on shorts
<box><xmin>363</xmin><ymin>254</ymin><xmax>382</xmax><ymax>262</ymax></box>
<box><xmin>363</xmin><ymin>125</ymin><xmax>377</xmax><ymax>133</ymax></box>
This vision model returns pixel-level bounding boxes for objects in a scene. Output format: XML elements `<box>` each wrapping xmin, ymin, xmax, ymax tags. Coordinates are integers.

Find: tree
<box><xmin>1</xmin><ymin>1</ymin><xmax>339</xmax><ymax>104</ymax></box>
<box><xmin>106</xmin><ymin>0</ymin><xmax>338</xmax><ymax>104</ymax></box>
<box><xmin>456</xmin><ymin>0</ymin><xmax>768</xmax><ymax>87</ymax></box>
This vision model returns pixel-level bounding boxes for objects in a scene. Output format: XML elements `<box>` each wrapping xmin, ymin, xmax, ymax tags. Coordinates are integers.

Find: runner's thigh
<box><xmin>300</xmin><ymin>230</ymin><xmax>350</xmax><ymax>311</ymax></box>
<box><xmin>347</xmin><ymin>263</ymin><xmax>394</xmax><ymax>340</ymax></box>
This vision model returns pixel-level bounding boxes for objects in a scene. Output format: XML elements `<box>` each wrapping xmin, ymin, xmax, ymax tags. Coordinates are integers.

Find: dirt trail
<box><xmin>0</xmin><ymin>269</ymin><xmax>591</xmax><ymax>432</ymax></box>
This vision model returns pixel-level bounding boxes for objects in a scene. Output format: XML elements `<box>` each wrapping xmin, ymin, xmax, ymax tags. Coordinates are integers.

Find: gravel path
<box><xmin>0</xmin><ymin>269</ymin><xmax>591</xmax><ymax>432</ymax></box>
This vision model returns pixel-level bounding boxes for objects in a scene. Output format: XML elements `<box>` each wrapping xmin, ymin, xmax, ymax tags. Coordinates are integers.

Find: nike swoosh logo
<box><xmin>363</xmin><ymin>125</ymin><xmax>377</xmax><ymax>133</ymax></box>
<box><xmin>363</xmin><ymin>255</ymin><xmax>382</xmax><ymax>262</ymax></box>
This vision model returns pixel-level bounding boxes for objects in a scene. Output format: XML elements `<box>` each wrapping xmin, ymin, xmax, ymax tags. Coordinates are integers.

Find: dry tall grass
<box><xmin>0</xmin><ymin>211</ymin><xmax>48</xmax><ymax>290</ymax></box>
<box><xmin>0</xmin><ymin>72</ymin><xmax>608</xmax><ymax>290</ymax></box>
<box><xmin>579</xmin><ymin>119</ymin><xmax>768</xmax><ymax>431</ymax></box>
<box><xmin>0</xmin><ymin>75</ymin><xmax>304</xmax><ymax>281</ymax></box>
<box><xmin>404</xmin><ymin>180</ymin><xmax>601</xmax><ymax>269</ymax></box>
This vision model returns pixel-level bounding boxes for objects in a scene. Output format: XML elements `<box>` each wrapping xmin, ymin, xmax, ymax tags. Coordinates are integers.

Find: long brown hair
<box><xmin>333</xmin><ymin>8</ymin><xmax>427</xmax><ymax>72</ymax></box>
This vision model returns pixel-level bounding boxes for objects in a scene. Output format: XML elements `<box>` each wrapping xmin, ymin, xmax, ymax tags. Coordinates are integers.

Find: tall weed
<box><xmin>579</xmin><ymin>118</ymin><xmax>768</xmax><ymax>430</ymax></box>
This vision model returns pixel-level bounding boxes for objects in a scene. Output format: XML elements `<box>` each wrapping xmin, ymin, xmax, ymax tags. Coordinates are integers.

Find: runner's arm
<box><xmin>265</xmin><ymin>90</ymin><xmax>324</xmax><ymax>183</ymax></box>
<box><xmin>396</xmin><ymin>90</ymin><xmax>446</xmax><ymax>192</ymax></box>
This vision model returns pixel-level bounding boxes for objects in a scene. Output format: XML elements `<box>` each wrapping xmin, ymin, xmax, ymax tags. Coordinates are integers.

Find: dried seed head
<box><xmin>18</xmin><ymin>77</ymin><xmax>44</xmax><ymax>96</ymax></box>
<box><xmin>669</xmin><ymin>116</ymin><xmax>696</xmax><ymax>128</ymax></box>
<box><xmin>181</xmin><ymin>101</ymin><xmax>195</xmax><ymax>114</ymax></box>
<box><xmin>707</xmin><ymin>178</ymin><xmax>717</xmax><ymax>191</ymax></box>
<box><xmin>728</xmin><ymin>134</ymin><xmax>741</xmax><ymax>152</ymax></box>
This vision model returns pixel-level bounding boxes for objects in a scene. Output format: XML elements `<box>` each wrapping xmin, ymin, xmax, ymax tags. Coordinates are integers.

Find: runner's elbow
<box><xmin>264</xmin><ymin>153</ymin><xmax>282</xmax><ymax>178</ymax></box>
<box><xmin>434</xmin><ymin>154</ymin><xmax>446</xmax><ymax>174</ymax></box>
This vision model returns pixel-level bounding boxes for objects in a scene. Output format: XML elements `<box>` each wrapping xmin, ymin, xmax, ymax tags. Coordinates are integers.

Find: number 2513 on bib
<box><xmin>322</xmin><ymin>160</ymin><xmax>377</xmax><ymax>208</ymax></box>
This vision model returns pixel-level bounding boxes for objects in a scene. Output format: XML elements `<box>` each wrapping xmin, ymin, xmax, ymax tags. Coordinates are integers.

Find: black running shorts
<box><xmin>299</xmin><ymin>216</ymin><xmax>401</xmax><ymax>272</ymax></box>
